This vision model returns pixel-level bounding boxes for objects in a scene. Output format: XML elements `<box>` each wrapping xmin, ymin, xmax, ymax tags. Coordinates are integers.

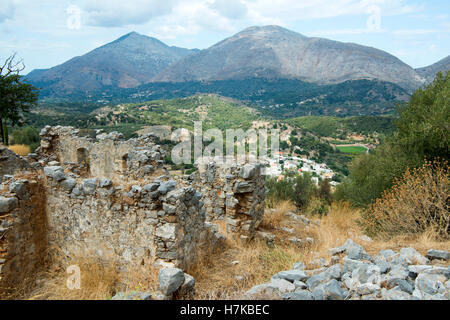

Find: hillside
<box><xmin>155</xmin><ymin>25</ymin><xmax>423</xmax><ymax>91</ymax></box>
<box><xmin>415</xmin><ymin>55</ymin><xmax>450</xmax><ymax>83</ymax></box>
<box><xmin>24</xmin><ymin>94</ymin><xmax>400</xmax><ymax>178</ymax></box>
<box><xmin>26</xmin><ymin>32</ymin><xmax>197</xmax><ymax>95</ymax></box>
<box><xmin>26</xmin><ymin>94</ymin><xmax>259</xmax><ymax>138</ymax></box>
<box><xmin>286</xmin><ymin>115</ymin><xmax>397</xmax><ymax>138</ymax></box>
<box><xmin>35</xmin><ymin>78</ymin><xmax>409</xmax><ymax>117</ymax></box>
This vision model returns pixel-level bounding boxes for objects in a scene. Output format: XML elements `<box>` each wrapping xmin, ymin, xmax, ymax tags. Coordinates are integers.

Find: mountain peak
<box><xmin>210</xmin><ymin>25</ymin><xmax>308</xmax><ymax>51</ymax></box>
<box><xmin>125</xmin><ymin>31</ymin><xmax>140</xmax><ymax>37</ymax></box>
<box><xmin>26</xmin><ymin>32</ymin><xmax>197</xmax><ymax>91</ymax></box>
<box><xmin>113</xmin><ymin>31</ymin><xmax>148</xmax><ymax>43</ymax></box>
<box><xmin>237</xmin><ymin>25</ymin><xmax>308</xmax><ymax>38</ymax></box>
<box><xmin>156</xmin><ymin>25</ymin><xmax>420</xmax><ymax>90</ymax></box>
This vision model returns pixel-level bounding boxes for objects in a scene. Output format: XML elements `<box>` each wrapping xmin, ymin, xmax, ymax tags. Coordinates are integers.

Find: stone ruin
<box><xmin>0</xmin><ymin>126</ymin><xmax>266</xmax><ymax>295</ymax></box>
<box><xmin>190</xmin><ymin>159</ymin><xmax>265</xmax><ymax>241</ymax></box>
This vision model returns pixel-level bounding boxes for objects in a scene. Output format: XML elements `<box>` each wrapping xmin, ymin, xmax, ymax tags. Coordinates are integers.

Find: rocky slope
<box><xmin>26</xmin><ymin>32</ymin><xmax>197</xmax><ymax>94</ymax></box>
<box><xmin>415</xmin><ymin>55</ymin><xmax>450</xmax><ymax>83</ymax></box>
<box><xmin>246</xmin><ymin>239</ymin><xmax>449</xmax><ymax>300</ymax></box>
<box><xmin>154</xmin><ymin>25</ymin><xmax>424</xmax><ymax>91</ymax></box>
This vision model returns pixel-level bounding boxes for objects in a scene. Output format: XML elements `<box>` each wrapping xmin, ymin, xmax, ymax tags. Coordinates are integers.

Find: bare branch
<box><xmin>0</xmin><ymin>54</ymin><xmax>14</xmax><ymax>74</ymax></box>
<box><xmin>0</xmin><ymin>53</ymin><xmax>25</xmax><ymax>76</ymax></box>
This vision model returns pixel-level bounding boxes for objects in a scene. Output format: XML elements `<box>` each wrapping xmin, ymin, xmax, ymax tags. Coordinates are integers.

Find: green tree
<box><xmin>318</xmin><ymin>179</ymin><xmax>332</xmax><ymax>205</ymax></box>
<box><xmin>0</xmin><ymin>54</ymin><xmax>39</xmax><ymax>145</ymax></box>
<box><xmin>396</xmin><ymin>71</ymin><xmax>450</xmax><ymax>161</ymax></box>
<box><xmin>292</xmin><ymin>172</ymin><xmax>317</xmax><ymax>209</ymax></box>
<box><xmin>339</xmin><ymin>71</ymin><xmax>450</xmax><ymax>206</ymax></box>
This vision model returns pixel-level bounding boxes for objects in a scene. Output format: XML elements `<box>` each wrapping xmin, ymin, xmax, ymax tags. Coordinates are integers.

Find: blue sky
<box><xmin>0</xmin><ymin>0</ymin><xmax>449</xmax><ymax>73</ymax></box>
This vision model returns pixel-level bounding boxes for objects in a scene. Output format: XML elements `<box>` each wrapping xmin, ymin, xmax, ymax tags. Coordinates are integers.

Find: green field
<box><xmin>287</xmin><ymin>115</ymin><xmax>396</xmax><ymax>138</ymax></box>
<box><xmin>337</xmin><ymin>146</ymin><xmax>367</xmax><ymax>154</ymax></box>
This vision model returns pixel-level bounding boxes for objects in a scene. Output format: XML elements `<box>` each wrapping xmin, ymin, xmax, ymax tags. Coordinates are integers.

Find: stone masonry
<box><xmin>0</xmin><ymin>126</ymin><xmax>266</xmax><ymax>295</ymax></box>
<box><xmin>190</xmin><ymin>158</ymin><xmax>266</xmax><ymax>241</ymax></box>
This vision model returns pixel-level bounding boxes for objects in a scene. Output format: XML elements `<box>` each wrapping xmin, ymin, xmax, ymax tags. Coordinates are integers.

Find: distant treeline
<box><xmin>35</xmin><ymin>78</ymin><xmax>408</xmax><ymax>118</ymax></box>
<box><xmin>287</xmin><ymin>115</ymin><xmax>397</xmax><ymax>138</ymax></box>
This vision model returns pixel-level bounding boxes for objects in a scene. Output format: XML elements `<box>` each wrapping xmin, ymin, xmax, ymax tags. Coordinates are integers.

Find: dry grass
<box><xmin>189</xmin><ymin>200</ymin><xmax>450</xmax><ymax>299</ymax></box>
<box><xmin>299</xmin><ymin>201</ymin><xmax>362</xmax><ymax>265</ymax></box>
<box><xmin>299</xmin><ymin>201</ymin><xmax>450</xmax><ymax>264</ymax></box>
<box><xmin>361</xmin><ymin>160</ymin><xmax>449</xmax><ymax>240</ymax></box>
<box><xmin>25</xmin><ymin>247</ymin><xmax>159</xmax><ymax>300</ymax></box>
<box><xmin>188</xmin><ymin>236</ymin><xmax>303</xmax><ymax>300</ymax></box>
<box><xmin>26</xmin><ymin>248</ymin><xmax>119</xmax><ymax>300</ymax></box>
<box><xmin>8</xmin><ymin>144</ymin><xmax>31</xmax><ymax>156</ymax></box>
<box><xmin>14</xmin><ymin>199</ymin><xmax>450</xmax><ymax>300</ymax></box>
<box><xmin>260</xmin><ymin>200</ymin><xmax>295</xmax><ymax>230</ymax></box>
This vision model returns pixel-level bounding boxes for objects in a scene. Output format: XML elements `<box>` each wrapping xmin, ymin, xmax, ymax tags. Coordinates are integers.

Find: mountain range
<box><xmin>26</xmin><ymin>32</ymin><xmax>198</xmax><ymax>94</ymax></box>
<box><xmin>154</xmin><ymin>26</ymin><xmax>423</xmax><ymax>90</ymax></box>
<box><xmin>26</xmin><ymin>26</ymin><xmax>449</xmax><ymax>106</ymax></box>
<box><xmin>415</xmin><ymin>55</ymin><xmax>450</xmax><ymax>83</ymax></box>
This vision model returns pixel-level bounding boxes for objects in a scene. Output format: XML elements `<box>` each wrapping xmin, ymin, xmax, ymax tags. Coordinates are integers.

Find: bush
<box><xmin>318</xmin><ymin>179</ymin><xmax>332</xmax><ymax>205</ymax></box>
<box><xmin>359</xmin><ymin>160</ymin><xmax>449</xmax><ymax>240</ymax></box>
<box><xmin>340</xmin><ymin>71</ymin><xmax>450</xmax><ymax>206</ymax></box>
<box><xmin>266</xmin><ymin>176</ymin><xmax>296</xmax><ymax>207</ymax></box>
<box><xmin>396</xmin><ymin>72</ymin><xmax>450</xmax><ymax>161</ymax></box>
<box><xmin>292</xmin><ymin>172</ymin><xmax>317</xmax><ymax>209</ymax></box>
<box><xmin>338</xmin><ymin>142</ymin><xmax>420</xmax><ymax>206</ymax></box>
<box><xmin>10</xmin><ymin>126</ymin><xmax>40</xmax><ymax>152</ymax></box>
<box><xmin>266</xmin><ymin>172</ymin><xmax>320</xmax><ymax>211</ymax></box>
<box><xmin>305</xmin><ymin>197</ymin><xmax>329</xmax><ymax>216</ymax></box>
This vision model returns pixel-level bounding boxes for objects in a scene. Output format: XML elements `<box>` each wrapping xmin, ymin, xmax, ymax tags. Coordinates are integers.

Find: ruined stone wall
<box><xmin>36</xmin><ymin>126</ymin><xmax>208</xmax><ymax>270</ymax></box>
<box><xmin>0</xmin><ymin>126</ymin><xmax>267</xmax><ymax>294</ymax></box>
<box><xmin>191</xmin><ymin>159</ymin><xmax>266</xmax><ymax>240</ymax></box>
<box><xmin>0</xmin><ymin>176</ymin><xmax>48</xmax><ymax>295</ymax></box>
<box><xmin>0</xmin><ymin>148</ymin><xmax>29</xmax><ymax>180</ymax></box>
<box><xmin>43</xmin><ymin>172</ymin><xmax>206</xmax><ymax>270</ymax></box>
<box><xmin>39</xmin><ymin>126</ymin><xmax>166</xmax><ymax>181</ymax></box>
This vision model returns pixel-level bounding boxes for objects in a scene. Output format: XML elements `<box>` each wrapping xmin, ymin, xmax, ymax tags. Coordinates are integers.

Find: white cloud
<box><xmin>75</xmin><ymin>0</ymin><xmax>421</xmax><ymax>36</ymax></box>
<box><xmin>0</xmin><ymin>0</ymin><xmax>16</xmax><ymax>23</ymax></box>
<box><xmin>243</xmin><ymin>0</ymin><xmax>420</xmax><ymax>23</ymax></box>
<box><xmin>80</xmin><ymin>0</ymin><xmax>179</xmax><ymax>27</ymax></box>
<box><xmin>209</xmin><ymin>0</ymin><xmax>248</xmax><ymax>20</ymax></box>
<box><xmin>145</xmin><ymin>0</ymin><xmax>239</xmax><ymax>40</ymax></box>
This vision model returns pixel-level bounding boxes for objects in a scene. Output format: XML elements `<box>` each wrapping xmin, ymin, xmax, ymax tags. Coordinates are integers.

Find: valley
<box><xmin>22</xmin><ymin>94</ymin><xmax>395</xmax><ymax>181</ymax></box>
<box><xmin>1</xmin><ymin>8</ymin><xmax>448</xmax><ymax>302</ymax></box>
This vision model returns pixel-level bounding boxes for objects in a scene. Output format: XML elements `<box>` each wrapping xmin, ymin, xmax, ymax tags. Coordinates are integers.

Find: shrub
<box><xmin>10</xmin><ymin>126</ymin><xmax>40</xmax><ymax>152</ymax></box>
<box><xmin>396</xmin><ymin>71</ymin><xmax>450</xmax><ymax>161</ymax></box>
<box><xmin>359</xmin><ymin>160</ymin><xmax>449</xmax><ymax>240</ymax></box>
<box><xmin>339</xmin><ymin>142</ymin><xmax>420</xmax><ymax>206</ymax></box>
<box><xmin>265</xmin><ymin>172</ymin><xmax>318</xmax><ymax>210</ymax></box>
<box><xmin>340</xmin><ymin>72</ymin><xmax>450</xmax><ymax>207</ymax></box>
<box><xmin>318</xmin><ymin>179</ymin><xmax>332</xmax><ymax>205</ymax></box>
<box><xmin>292</xmin><ymin>172</ymin><xmax>317</xmax><ymax>209</ymax></box>
<box><xmin>305</xmin><ymin>197</ymin><xmax>329</xmax><ymax>216</ymax></box>
<box><xmin>266</xmin><ymin>176</ymin><xmax>295</xmax><ymax>208</ymax></box>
